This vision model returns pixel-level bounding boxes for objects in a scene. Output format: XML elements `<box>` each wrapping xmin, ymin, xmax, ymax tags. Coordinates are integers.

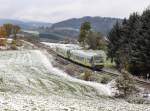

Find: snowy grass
<box><xmin>0</xmin><ymin>50</ymin><xmax>149</xmax><ymax>110</ymax></box>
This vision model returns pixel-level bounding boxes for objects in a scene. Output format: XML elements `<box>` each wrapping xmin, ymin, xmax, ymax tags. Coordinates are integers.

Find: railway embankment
<box><xmin>37</xmin><ymin>41</ymin><xmax>150</xmax><ymax>83</ymax></box>
<box><xmin>22</xmin><ymin>39</ymin><xmax>150</xmax><ymax>100</ymax></box>
<box><xmin>46</xmin><ymin>42</ymin><xmax>150</xmax><ymax>95</ymax></box>
<box><xmin>24</xmin><ymin>39</ymin><xmax>150</xmax><ymax>85</ymax></box>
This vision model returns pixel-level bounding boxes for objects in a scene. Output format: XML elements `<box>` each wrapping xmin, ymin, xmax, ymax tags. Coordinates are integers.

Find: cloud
<box><xmin>0</xmin><ymin>0</ymin><xmax>149</xmax><ymax>23</ymax></box>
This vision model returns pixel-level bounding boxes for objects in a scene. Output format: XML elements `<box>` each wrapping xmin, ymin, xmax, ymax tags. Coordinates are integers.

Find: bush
<box><xmin>11</xmin><ymin>40</ymin><xmax>17</xmax><ymax>50</ymax></box>
<box><xmin>0</xmin><ymin>39</ymin><xmax>7</xmax><ymax>46</ymax></box>
<box><xmin>80</xmin><ymin>70</ymin><xmax>92</xmax><ymax>81</ymax></box>
<box><xmin>127</xmin><ymin>95</ymin><xmax>150</xmax><ymax>104</ymax></box>
<box><xmin>16</xmin><ymin>39</ymin><xmax>22</xmax><ymax>46</ymax></box>
<box><xmin>116</xmin><ymin>70</ymin><xmax>136</xmax><ymax>98</ymax></box>
<box><xmin>100</xmin><ymin>75</ymin><xmax>111</xmax><ymax>84</ymax></box>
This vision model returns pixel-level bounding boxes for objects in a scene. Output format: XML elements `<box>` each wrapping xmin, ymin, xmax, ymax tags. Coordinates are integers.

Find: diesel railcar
<box><xmin>69</xmin><ymin>50</ymin><xmax>106</xmax><ymax>69</ymax></box>
<box><xmin>55</xmin><ymin>44</ymin><xmax>106</xmax><ymax>69</ymax></box>
<box><xmin>56</xmin><ymin>44</ymin><xmax>81</xmax><ymax>58</ymax></box>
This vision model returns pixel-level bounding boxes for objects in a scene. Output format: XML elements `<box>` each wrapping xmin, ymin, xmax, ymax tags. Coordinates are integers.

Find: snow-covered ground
<box><xmin>0</xmin><ymin>50</ymin><xmax>149</xmax><ymax>111</ymax></box>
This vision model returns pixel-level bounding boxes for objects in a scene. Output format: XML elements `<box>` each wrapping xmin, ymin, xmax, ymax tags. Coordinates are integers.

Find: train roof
<box><xmin>57</xmin><ymin>44</ymin><xmax>82</xmax><ymax>50</ymax></box>
<box><xmin>41</xmin><ymin>42</ymin><xmax>60</xmax><ymax>49</ymax></box>
<box><xmin>41</xmin><ymin>42</ymin><xmax>82</xmax><ymax>50</ymax></box>
<box><xmin>70</xmin><ymin>50</ymin><xmax>106</xmax><ymax>58</ymax></box>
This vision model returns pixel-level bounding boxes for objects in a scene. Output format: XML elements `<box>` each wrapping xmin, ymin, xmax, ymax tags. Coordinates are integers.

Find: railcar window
<box><xmin>94</xmin><ymin>56</ymin><xmax>101</xmax><ymax>60</ymax></box>
<box><xmin>75</xmin><ymin>55</ymin><xmax>84</xmax><ymax>61</ymax></box>
<box><xmin>90</xmin><ymin>58</ymin><xmax>93</xmax><ymax>63</ymax></box>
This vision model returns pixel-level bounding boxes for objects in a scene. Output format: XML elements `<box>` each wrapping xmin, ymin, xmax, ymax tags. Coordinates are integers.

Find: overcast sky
<box><xmin>0</xmin><ymin>0</ymin><xmax>149</xmax><ymax>23</ymax></box>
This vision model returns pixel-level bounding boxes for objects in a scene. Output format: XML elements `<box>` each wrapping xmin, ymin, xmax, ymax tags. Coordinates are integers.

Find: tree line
<box><xmin>107</xmin><ymin>8</ymin><xmax>150</xmax><ymax>78</ymax></box>
<box><xmin>0</xmin><ymin>23</ymin><xmax>20</xmax><ymax>39</ymax></box>
<box><xmin>0</xmin><ymin>24</ymin><xmax>21</xmax><ymax>49</ymax></box>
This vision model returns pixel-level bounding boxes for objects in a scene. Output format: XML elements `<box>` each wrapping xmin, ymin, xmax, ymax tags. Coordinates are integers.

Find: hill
<box><xmin>50</xmin><ymin>16</ymin><xmax>122</xmax><ymax>37</ymax></box>
<box><xmin>0</xmin><ymin>17</ymin><xmax>122</xmax><ymax>40</ymax></box>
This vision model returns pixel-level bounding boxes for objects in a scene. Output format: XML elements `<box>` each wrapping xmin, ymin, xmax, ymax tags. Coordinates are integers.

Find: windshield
<box><xmin>94</xmin><ymin>56</ymin><xmax>104</xmax><ymax>63</ymax></box>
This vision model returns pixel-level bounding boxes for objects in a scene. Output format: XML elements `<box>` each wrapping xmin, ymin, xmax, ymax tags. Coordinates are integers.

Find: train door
<box><xmin>90</xmin><ymin>57</ymin><xmax>95</xmax><ymax>69</ymax></box>
<box><xmin>67</xmin><ymin>50</ymin><xmax>71</xmax><ymax>59</ymax></box>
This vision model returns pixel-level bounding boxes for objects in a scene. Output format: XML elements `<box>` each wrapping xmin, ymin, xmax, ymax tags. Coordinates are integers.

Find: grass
<box><xmin>91</xmin><ymin>73</ymin><xmax>113</xmax><ymax>84</ymax></box>
<box><xmin>78</xmin><ymin>71</ymin><xmax>114</xmax><ymax>84</ymax></box>
<box><xmin>104</xmin><ymin>59</ymin><xmax>116</xmax><ymax>68</ymax></box>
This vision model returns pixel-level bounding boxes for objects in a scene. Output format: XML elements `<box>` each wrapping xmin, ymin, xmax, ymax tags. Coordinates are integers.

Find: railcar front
<box><xmin>56</xmin><ymin>46</ymin><xmax>69</xmax><ymax>58</ymax></box>
<box><xmin>70</xmin><ymin>50</ymin><xmax>106</xmax><ymax>70</ymax></box>
<box><xmin>91</xmin><ymin>55</ymin><xmax>105</xmax><ymax>69</ymax></box>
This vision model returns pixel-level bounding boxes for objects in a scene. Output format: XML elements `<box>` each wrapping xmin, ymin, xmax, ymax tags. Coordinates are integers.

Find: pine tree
<box><xmin>78</xmin><ymin>22</ymin><xmax>91</xmax><ymax>47</ymax></box>
<box><xmin>3</xmin><ymin>24</ymin><xmax>13</xmax><ymax>38</ymax></box>
<box><xmin>121</xmin><ymin>13</ymin><xmax>141</xmax><ymax>71</ymax></box>
<box><xmin>131</xmin><ymin>9</ymin><xmax>150</xmax><ymax>76</ymax></box>
<box><xmin>107</xmin><ymin>21</ymin><xmax>123</xmax><ymax>69</ymax></box>
<box><xmin>124</xmin><ymin>13</ymin><xmax>141</xmax><ymax>75</ymax></box>
<box><xmin>12</xmin><ymin>25</ymin><xmax>20</xmax><ymax>40</ymax></box>
<box><xmin>107</xmin><ymin>10</ymin><xmax>150</xmax><ymax>77</ymax></box>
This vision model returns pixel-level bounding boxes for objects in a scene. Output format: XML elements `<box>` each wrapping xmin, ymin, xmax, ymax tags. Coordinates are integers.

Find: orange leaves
<box><xmin>0</xmin><ymin>26</ymin><xmax>7</xmax><ymax>38</ymax></box>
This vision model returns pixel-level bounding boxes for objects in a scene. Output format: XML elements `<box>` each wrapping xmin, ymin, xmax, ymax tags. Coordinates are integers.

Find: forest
<box><xmin>107</xmin><ymin>8</ymin><xmax>150</xmax><ymax>78</ymax></box>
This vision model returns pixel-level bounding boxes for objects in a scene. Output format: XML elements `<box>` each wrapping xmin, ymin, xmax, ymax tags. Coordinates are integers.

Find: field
<box><xmin>0</xmin><ymin>50</ymin><xmax>149</xmax><ymax>110</ymax></box>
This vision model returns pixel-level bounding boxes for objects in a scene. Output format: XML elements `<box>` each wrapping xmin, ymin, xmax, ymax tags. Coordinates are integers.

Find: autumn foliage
<box><xmin>0</xmin><ymin>26</ymin><xmax>7</xmax><ymax>38</ymax></box>
<box><xmin>0</xmin><ymin>26</ymin><xmax>7</xmax><ymax>46</ymax></box>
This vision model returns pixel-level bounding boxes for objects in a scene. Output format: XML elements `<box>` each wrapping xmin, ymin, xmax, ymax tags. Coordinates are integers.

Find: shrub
<box><xmin>11</xmin><ymin>40</ymin><xmax>17</xmax><ymax>50</ymax></box>
<box><xmin>0</xmin><ymin>39</ymin><xmax>7</xmax><ymax>46</ymax></box>
<box><xmin>80</xmin><ymin>70</ymin><xmax>92</xmax><ymax>81</ymax></box>
<box><xmin>127</xmin><ymin>95</ymin><xmax>150</xmax><ymax>104</ymax></box>
<box><xmin>116</xmin><ymin>70</ymin><xmax>136</xmax><ymax>98</ymax></box>
<box><xmin>101</xmin><ymin>75</ymin><xmax>111</xmax><ymax>84</ymax></box>
<box><xmin>16</xmin><ymin>39</ymin><xmax>22</xmax><ymax>46</ymax></box>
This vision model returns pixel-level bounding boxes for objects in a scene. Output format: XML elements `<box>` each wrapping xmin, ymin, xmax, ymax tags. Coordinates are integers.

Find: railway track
<box><xmin>102</xmin><ymin>67</ymin><xmax>150</xmax><ymax>86</ymax></box>
<box><xmin>23</xmin><ymin>40</ymin><xmax>150</xmax><ymax>87</ymax></box>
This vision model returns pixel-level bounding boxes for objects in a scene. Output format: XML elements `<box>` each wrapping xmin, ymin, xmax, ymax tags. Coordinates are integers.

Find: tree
<box><xmin>120</xmin><ymin>13</ymin><xmax>141</xmax><ymax>71</ymax></box>
<box><xmin>121</xmin><ymin>10</ymin><xmax>150</xmax><ymax>77</ymax></box>
<box><xmin>130</xmin><ymin>9</ymin><xmax>150</xmax><ymax>76</ymax></box>
<box><xmin>12</xmin><ymin>25</ymin><xmax>20</xmax><ymax>40</ymax></box>
<box><xmin>87</xmin><ymin>31</ymin><xmax>106</xmax><ymax>50</ymax></box>
<box><xmin>0</xmin><ymin>26</ymin><xmax>7</xmax><ymax>38</ymax></box>
<box><xmin>3</xmin><ymin>24</ymin><xmax>13</xmax><ymax>37</ymax></box>
<box><xmin>123</xmin><ymin>13</ymin><xmax>141</xmax><ymax>75</ymax></box>
<box><xmin>107</xmin><ymin>13</ymin><xmax>141</xmax><ymax>71</ymax></box>
<box><xmin>107</xmin><ymin>9</ymin><xmax>150</xmax><ymax>77</ymax></box>
<box><xmin>107</xmin><ymin>21</ymin><xmax>123</xmax><ymax>69</ymax></box>
<box><xmin>81</xmin><ymin>70</ymin><xmax>92</xmax><ymax>81</ymax></box>
<box><xmin>0</xmin><ymin>26</ymin><xmax>7</xmax><ymax>46</ymax></box>
<box><xmin>78</xmin><ymin>22</ymin><xmax>91</xmax><ymax>47</ymax></box>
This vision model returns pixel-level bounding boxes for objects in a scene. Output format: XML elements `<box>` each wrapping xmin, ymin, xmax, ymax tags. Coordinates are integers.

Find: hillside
<box><xmin>50</xmin><ymin>16</ymin><xmax>122</xmax><ymax>37</ymax></box>
<box><xmin>0</xmin><ymin>48</ymin><xmax>149</xmax><ymax>110</ymax></box>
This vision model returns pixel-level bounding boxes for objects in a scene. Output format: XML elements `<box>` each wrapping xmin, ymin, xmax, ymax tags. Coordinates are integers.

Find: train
<box><xmin>55</xmin><ymin>44</ymin><xmax>106</xmax><ymax>69</ymax></box>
